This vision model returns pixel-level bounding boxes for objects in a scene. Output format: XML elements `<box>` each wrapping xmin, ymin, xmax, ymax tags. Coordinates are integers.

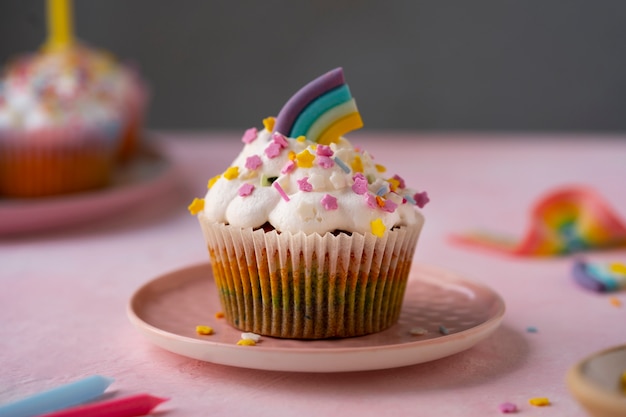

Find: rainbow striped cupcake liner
<box><xmin>199</xmin><ymin>216</ymin><xmax>422</xmax><ymax>339</ymax></box>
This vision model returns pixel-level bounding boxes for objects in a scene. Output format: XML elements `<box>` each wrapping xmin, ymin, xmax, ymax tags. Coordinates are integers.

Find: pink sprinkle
<box><xmin>297</xmin><ymin>177</ymin><xmax>313</xmax><ymax>192</ymax></box>
<box><xmin>365</xmin><ymin>193</ymin><xmax>378</xmax><ymax>209</ymax></box>
<box><xmin>498</xmin><ymin>402</ymin><xmax>517</xmax><ymax>413</ymax></box>
<box><xmin>414</xmin><ymin>191</ymin><xmax>430</xmax><ymax>208</ymax></box>
<box><xmin>281</xmin><ymin>160</ymin><xmax>296</xmax><ymax>174</ymax></box>
<box><xmin>393</xmin><ymin>174</ymin><xmax>406</xmax><ymax>189</ymax></box>
<box><xmin>273</xmin><ymin>181</ymin><xmax>290</xmax><ymax>201</ymax></box>
<box><xmin>321</xmin><ymin>194</ymin><xmax>338</xmax><ymax>210</ymax></box>
<box><xmin>265</xmin><ymin>142</ymin><xmax>282</xmax><ymax>159</ymax></box>
<box><xmin>272</xmin><ymin>132</ymin><xmax>289</xmax><ymax>148</ymax></box>
<box><xmin>238</xmin><ymin>183</ymin><xmax>255</xmax><ymax>197</ymax></box>
<box><xmin>316</xmin><ymin>145</ymin><xmax>333</xmax><ymax>156</ymax></box>
<box><xmin>381</xmin><ymin>198</ymin><xmax>398</xmax><ymax>213</ymax></box>
<box><xmin>317</xmin><ymin>155</ymin><xmax>334</xmax><ymax>168</ymax></box>
<box><xmin>352</xmin><ymin>173</ymin><xmax>368</xmax><ymax>195</ymax></box>
<box><xmin>245</xmin><ymin>155</ymin><xmax>263</xmax><ymax>170</ymax></box>
<box><xmin>241</xmin><ymin>127</ymin><xmax>258</xmax><ymax>144</ymax></box>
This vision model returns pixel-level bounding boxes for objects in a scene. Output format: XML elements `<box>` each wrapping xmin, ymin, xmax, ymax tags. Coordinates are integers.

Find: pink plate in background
<box><xmin>0</xmin><ymin>143</ymin><xmax>177</xmax><ymax>235</ymax></box>
<box><xmin>127</xmin><ymin>263</ymin><xmax>505</xmax><ymax>373</ymax></box>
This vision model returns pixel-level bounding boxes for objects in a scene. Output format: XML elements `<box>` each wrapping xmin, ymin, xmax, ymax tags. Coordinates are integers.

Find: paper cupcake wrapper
<box><xmin>0</xmin><ymin>126</ymin><xmax>118</xmax><ymax>197</ymax></box>
<box><xmin>199</xmin><ymin>216</ymin><xmax>422</xmax><ymax>339</ymax></box>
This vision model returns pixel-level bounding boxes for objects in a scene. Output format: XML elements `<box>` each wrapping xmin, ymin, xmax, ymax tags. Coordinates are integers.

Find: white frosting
<box><xmin>0</xmin><ymin>44</ymin><xmax>139</xmax><ymax>135</ymax></box>
<box><xmin>202</xmin><ymin>128</ymin><xmax>425</xmax><ymax>236</ymax></box>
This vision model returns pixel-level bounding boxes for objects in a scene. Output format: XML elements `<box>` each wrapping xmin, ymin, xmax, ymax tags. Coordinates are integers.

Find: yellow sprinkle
<box><xmin>528</xmin><ymin>397</ymin><xmax>550</xmax><ymax>407</ymax></box>
<box><xmin>207</xmin><ymin>174</ymin><xmax>221</xmax><ymax>189</ymax></box>
<box><xmin>288</xmin><ymin>150</ymin><xmax>296</xmax><ymax>161</ymax></box>
<box><xmin>387</xmin><ymin>177</ymin><xmax>400</xmax><ymax>192</ymax></box>
<box><xmin>237</xmin><ymin>338</ymin><xmax>257</xmax><ymax>346</ymax></box>
<box><xmin>375</xmin><ymin>164</ymin><xmax>386</xmax><ymax>173</ymax></box>
<box><xmin>351</xmin><ymin>155</ymin><xmax>363</xmax><ymax>173</ymax></box>
<box><xmin>215</xmin><ymin>311</ymin><xmax>225</xmax><ymax>319</ymax></box>
<box><xmin>263</xmin><ymin>117</ymin><xmax>275</xmax><ymax>131</ymax></box>
<box><xmin>187</xmin><ymin>198</ymin><xmax>204</xmax><ymax>215</ymax></box>
<box><xmin>609</xmin><ymin>262</ymin><xmax>626</xmax><ymax>275</ymax></box>
<box><xmin>296</xmin><ymin>149</ymin><xmax>315</xmax><ymax>168</ymax></box>
<box><xmin>609</xmin><ymin>297</ymin><xmax>622</xmax><ymax>307</ymax></box>
<box><xmin>223</xmin><ymin>166</ymin><xmax>239</xmax><ymax>180</ymax></box>
<box><xmin>296</xmin><ymin>135</ymin><xmax>306</xmax><ymax>142</ymax></box>
<box><xmin>371</xmin><ymin>218</ymin><xmax>386</xmax><ymax>238</ymax></box>
<box><xmin>196</xmin><ymin>325</ymin><xmax>214</xmax><ymax>335</ymax></box>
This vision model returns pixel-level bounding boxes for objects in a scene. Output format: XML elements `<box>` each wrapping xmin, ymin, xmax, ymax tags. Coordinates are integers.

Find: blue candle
<box><xmin>0</xmin><ymin>375</ymin><xmax>114</xmax><ymax>417</ymax></box>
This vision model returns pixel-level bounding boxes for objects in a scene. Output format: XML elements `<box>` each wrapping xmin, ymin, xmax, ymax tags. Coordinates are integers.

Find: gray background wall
<box><xmin>1</xmin><ymin>1</ymin><xmax>626</xmax><ymax>132</ymax></box>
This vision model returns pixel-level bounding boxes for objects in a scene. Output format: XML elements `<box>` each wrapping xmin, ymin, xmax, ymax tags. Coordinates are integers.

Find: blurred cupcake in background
<box><xmin>0</xmin><ymin>0</ymin><xmax>148</xmax><ymax>198</ymax></box>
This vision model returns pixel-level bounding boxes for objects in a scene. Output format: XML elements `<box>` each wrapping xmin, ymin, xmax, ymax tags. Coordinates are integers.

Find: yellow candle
<box><xmin>43</xmin><ymin>0</ymin><xmax>74</xmax><ymax>52</ymax></box>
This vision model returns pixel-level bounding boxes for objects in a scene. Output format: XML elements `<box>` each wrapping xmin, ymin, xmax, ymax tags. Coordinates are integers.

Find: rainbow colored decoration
<box><xmin>273</xmin><ymin>67</ymin><xmax>363</xmax><ymax>145</ymax></box>
<box><xmin>450</xmin><ymin>186</ymin><xmax>626</xmax><ymax>256</ymax></box>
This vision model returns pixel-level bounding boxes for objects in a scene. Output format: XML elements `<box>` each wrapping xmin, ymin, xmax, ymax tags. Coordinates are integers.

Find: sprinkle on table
<box><xmin>609</xmin><ymin>297</ymin><xmax>622</xmax><ymax>307</ymax></box>
<box><xmin>195</xmin><ymin>325</ymin><xmax>214</xmax><ymax>335</ymax></box>
<box><xmin>526</xmin><ymin>326</ymin><xmax>538</xmax><ymax>333</ymax></box>
<box><xmin>438</xmin><ymin>325</ymin><xmax>450</xmax><ymax>335</ymax></box>
<box><xmin>187</xmin><ymin>198</ymin><xmax>204</xmax><ymax>215</ymax></box>
<box><xmin>409</xmin><ymin>327</ymin><xmax>428</xmax><ymax>336</ymax></box>
<box><xmin>498</xmin><ymin>402</ymin><xmax>517</xmax><ymax>413</ymax></box>
<box><xmin>214</xmin><ymin>312</ymin><xmax>225</xmax><ymax>319</ymax></box>
<box><xmin>236</xmin><ymin>339</ymin><xmax>257</xmax><ymax>346</ymax></box>
<box><xmin>528</xmin><ymin>397</ymin><xmax>550</xmax><ymax>407</ymax></box>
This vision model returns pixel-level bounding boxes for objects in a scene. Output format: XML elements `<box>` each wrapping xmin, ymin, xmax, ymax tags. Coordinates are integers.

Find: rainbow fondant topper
<box><xmin>450</xmin><ymin>186</ymin><xmax>626</xmax><ymax>256</ymax></box>
<box><xmin>273</xmin><ymin>67</ymin><xmax>363</xmax><ymax>144</ymax></box>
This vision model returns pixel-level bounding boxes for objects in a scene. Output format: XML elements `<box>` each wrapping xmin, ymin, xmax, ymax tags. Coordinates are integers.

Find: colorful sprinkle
<box><xmin>609</xmin><ymin>262</ymin><xmax>626</xmax><ymax>275</ymax></box>
<box><xmin>352</xmin><ymin>173</ymin><xmax>368</xmax><ymax>195</ymax></box>
<box><xmin>334</xmin><ymin>156</ymin><xmax>351</xmax><ymax>173</ymax></box>
<box><xmin>215</xmin><ymin>312</ymin><xmax>225</xmax><ymax>319</ymax></box>
<box><xmin>321</xmin><ymin>194</ymin><xmax>338</xmax><ymax>210</ymax></box>
<box><xmin>265</xmin><ymin>141</ymin><xmax>283</xmax><ymax>158</ymax></box>
<box><xmin>245</xmin><ymin>155</ymin><xmax>263</xmax><ymax>170</ymax></box>
<box><xmin>241</xmin><ymin>332</ymin><xmax>262</xmax><ymax>342</ymax></box>
<box><xmin>241</xmin><ymin>127</ymin><xmax>258</xmax><ymax>144</ymax></box>
<box><xmin>317</xmin><ymin>155</ymin><xmax>334</xmax><ymax>168</ymax></box>
<box><xmin>404</xmin><ymin>193</ymin><xmax>416</xmax><ymax>205</ymax></box>
<box><xmin>236</xmin><ymin>339</ymin><xmax>257</xmax><ymax>346</ymax></box>
<box><xmin>208</xmin><ymin>174</ymin><xmax>221</xmax><ymax>189</ymax></box>
<box><xmin>498</xmin><ymin>402</ymin><xmax>517</xmax><ymax>413</ymax></box>
<box><xmin>375</xmin><ymin>164</ymin><xmax>386</xmax><ymax>173</ymax></box>
<box><xmin>381</xmin><ymin>198</ymin><xmax>398</xmax><ymax>213</ymax></box>
<box><xmin>297</xmin><ymin>177</ymin><xmax>313</xmax><ymax>192</ymax></box>
<box><xmin>414</xmin><ymin>191</ymin><xmax>430</xmax><ymax>208</ymax></box>
<box><xmin>376</xmin><ymin>185</ymin><xmax>388</xmax><ymax>196</ymax></box>
<box><xmin>196</xmin><ymin>325</ymin><xmax>214</xmax><ymax>335</ymax></box>
<box><xmin>392</xmin><ymin>174</ymin><xmax>406</xmax><ymax>189</ymax></box>
<box><xmin>296</xmin><ymin>135</ymin><xmax>306</xmax><ymax>142</ymax></box>
<box><xmin>281</xmin><ymin>160</ymin><xmax>296</xmax><ymax>174</ymax></box>
<box><xmin>238</xmin><ymin>183</ymin><xmax>255</xmax><ymax>197</ymax></box>
<box><xmin>371</xmin><ymin>218</ymin><xmax>386</xmax><ymax>238</ymax></box>
<box><xmin>274</xmin><ymin>181</ymin><xmax>290</xmax><ymax>201</ymax></box>
<box><xmin>187</xmin><ymin>198</ymin><xmax>204</xmax><ymax>215</ymax></box>
<box><xmin>272</xmin><ymin>132</ymin><xmax>289</xmax><ymax>148</ymax></box>
<box><xmin>609</xmin><ymin>297</ymin><xmax>622</xmax><ymax>307</ymax></box>
<box><xmin>526</xmin><ymin>326</ymin><xmax>538</xmax><ymax>333</ymax></box>
<box><xmin>262</xmin><ymin>116</ymin><xmax>275</xmax><ymax>131</ymax></box>
<box><xmin>316</xmin><ymin>144</ymin><xmax>333</xmax><ymax>156</ymax></box>
<box><xmin>351</xmin><ymin>155</ymin><xmax>364</xmax><ymax>173</ymax></box>
<box><xmin>223</xmin><ymin>166</ymin><xmax>239</xmax><ymax>180</ymax></box>
<box><xmin>365</xmin><ymin>194</ymin><xmax>378</xmax><ymax>209</ymax></box>
<box><xmin>296</xmin><ymin>149</ymin><xmax>315</xmax><ymax>168</ymax></box>
<box><xmin>288</xmin><ymin>150</ymin><xmax>297</xmax><ymax>160</ymax></box>
<box><xmin>528</xmin><ymin>397</ymin><xmax>550</xmax><ymax>407</ymax></box>
<box><xmin>438</xmin><ymin>325</ymin><xmax>450</xmax><ymax>335</ymax></box>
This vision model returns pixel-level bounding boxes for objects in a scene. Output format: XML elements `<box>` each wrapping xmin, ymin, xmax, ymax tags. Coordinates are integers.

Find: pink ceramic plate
<box><xmin>0</xmin><ymin>144</ymin><xmax>177</xmax><ymax>235</ymax></box>
<box><xmin>127</xmin><ymin>263</ymin><xmax>505</xmax><ymax>373</ymax></box>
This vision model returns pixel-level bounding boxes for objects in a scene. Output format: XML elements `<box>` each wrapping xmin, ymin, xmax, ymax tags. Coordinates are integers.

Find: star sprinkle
<box><xmin>241</xmin><ymin>127</ymin><xmax>258</xmax><ymax>144</ymax></box>
<box><xmin>352</xmin><ymin>173</ymin><xmax>368</xmax><ymax>195</ymax></box>
<box><xmin>296</xmin><ymin>149</ymin><xmax>315</xmax><ymax>168</ymax></box>
<box><xmin>392</xmin><ymin>174</ymin><xmax>406</xmax><ymax>189</ymax></box>
<box><xmin>297</xmin><ymin>177</ymin><xmax>313</xmax><ymax>192</ymax></box>
<box><xmin>238</xmin><ymin>183</ymin><xmax>255</xmax><ymax>197</ymax></box>
<box><xmin>272</xmin><ymin>132</ymin><xmax>289</xmax><ymax>148</ymax></box>
<box><xmin>414</xmin><ymin>191</ymin><xmax>430</xmax><ymax>208</ymax></box>
<box><xmin>316</xmin><ymin>145</ymin><xmax>333</xmax><ymax>157</ymax></box>
<box><xmin>351</xmin><ymin>155</ymin><xmax>364</xmax><ymax>173</ymax></box>
<box><xmin>317</xmin><ymin>156</ymin><xmax>334</xmax><ymax>168</ymax></box>
<box><xmin>223</xmin><ymin>166</ymin><xmax>239</xmax><ymax>180</ymax></box>
<box><xmin>263</xmin><ymin>116</ymin><xmax>275</xmax><ymax>131</ymax></box>
<box><xmin>365</xmin><ymin>194</ymin><xmax>378</xmax><ymax>209</ymax></box>
<box><xmin>187</xmin><ymin>198</ymin><xmax>204</xmax><ymax>215</ymax></box>
<box><xmin>245</xmin><ymin>155</ymin><xmax>262</xmax><ymax>170</ymax></box>
<box><xmin>207</xmin><ymin>174</ymin><xmax>221</xmax><ymax>189</ymax></box>
<box><xmin>265</xmin><ymin>142</ymin><xmax>283</xmax><ymax>158</ymax></box>
<box><xmin>321</xmin><ymin>194</ymin><xmax>338</xmax><ymax>210</ymax></box>
<box><xmin>381</xmin><ymin>198</ymin><xmax>398</xmax><ymax>213</ymax></box>
<box><xmin>371</xmin><ymin>218</ymin><xmax>386</xmax><ymax>237</ymax></box>
<box><xmin>375</xmin><ymin>164</ymin><xmax>386</xmax><ymax>173</ymax></box>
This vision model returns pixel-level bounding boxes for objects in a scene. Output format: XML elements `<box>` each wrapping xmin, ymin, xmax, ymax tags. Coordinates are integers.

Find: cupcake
<box><xmin>190</xmin><ymin>68</ymin><xmax>429</xmax><ymax>339</ymax></box>
<box><xmin>0</xmin><ymin>43</ymin><xmax>147</xmax><ymax>197</ymax></box>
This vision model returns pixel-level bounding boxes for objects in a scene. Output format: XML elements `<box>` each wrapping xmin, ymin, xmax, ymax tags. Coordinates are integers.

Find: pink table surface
<box><xmin>1</xmin><ymin>131</ymin><xmax>625</xmax><ymax>416</ymax></box>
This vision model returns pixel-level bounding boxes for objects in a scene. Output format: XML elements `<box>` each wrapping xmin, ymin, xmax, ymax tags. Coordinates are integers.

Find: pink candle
<box><xmin>36</xmin><ymin>393</ymin><xmax>168</xmax><ymax>417</ymax></box>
